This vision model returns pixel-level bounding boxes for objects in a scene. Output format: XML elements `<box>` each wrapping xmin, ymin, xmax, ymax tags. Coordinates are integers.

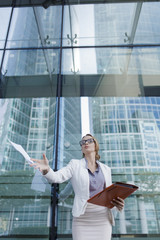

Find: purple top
<box><xmin>85</xmin><ymin>159</ymin><xmax>105</xmax><ymax>198</ymax></box>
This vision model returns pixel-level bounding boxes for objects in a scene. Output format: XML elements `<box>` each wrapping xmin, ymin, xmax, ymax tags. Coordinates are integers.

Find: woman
<box><xmin>31</xmin><ymin>134</ymin><xmax>124</xmax><ymax>240</ymax></box>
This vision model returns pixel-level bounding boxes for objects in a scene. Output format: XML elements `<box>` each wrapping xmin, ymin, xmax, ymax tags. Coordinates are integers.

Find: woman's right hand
<box><xmin>30</xmin><ymin>154</ymin><xmax>50</xmax><ymax>174</ymax></box>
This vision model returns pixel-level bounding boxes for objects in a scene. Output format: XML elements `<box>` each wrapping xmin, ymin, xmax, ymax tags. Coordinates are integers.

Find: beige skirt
<box><xmin>72</xmin><ymin>203</ymin><xmax>112</xmax><ymax>240</ymax></box>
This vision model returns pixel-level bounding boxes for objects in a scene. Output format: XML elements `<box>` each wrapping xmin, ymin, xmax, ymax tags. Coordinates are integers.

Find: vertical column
<box><xmin>119</xmin><ymin>210</ymin><xmax>127</xmax><ymax>234</ymax></box>
<box><xmin>50</xmin><ymin>3</ymin><xmax>64</xmax><ymax>239</ymax></box>
<box><xmin>8</xmin><ymin>207</ymin><xmax>15</xmax><ymax>233</ymax></box>
<box><xmin>0</xmin><ymin>6</ymin><xmax>15</xmax><ymax>97</ymax></box>
<box><xmin>138</xmin><ymin>197</ymin><xmax>148</xmax><ymax>233</ymax></box>
<box><xmin>47</xmin><ymin>205</ymin><xmax>51</xmax><ymax>227</ymax></box>
<box><xmin>66</xmin><ymin>209</ymin><xmax>71</xmax><ymax>232</ymax></box>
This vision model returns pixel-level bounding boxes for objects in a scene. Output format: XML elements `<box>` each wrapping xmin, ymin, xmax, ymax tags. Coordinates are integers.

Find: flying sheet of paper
<box><xmin>31</xmin><ymin>170</ymin><xmax>48</xmax><ymax>192</ymax></box>
<box><xmin>8</xmin><ymin>139</ymin><xmax>49</xmax><ymax>192</ymax></box>
<box><xmin>8</xmin><ymin>139</ymin><xmax>33</xmax><ymax>164</ymax></box>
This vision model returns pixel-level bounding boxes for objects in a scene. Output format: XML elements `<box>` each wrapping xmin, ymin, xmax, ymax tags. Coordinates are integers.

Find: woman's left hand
<box><xmin>111</xmin><ymin>197</ymin><xmax>125</xmax><ymax>211</ymax></box>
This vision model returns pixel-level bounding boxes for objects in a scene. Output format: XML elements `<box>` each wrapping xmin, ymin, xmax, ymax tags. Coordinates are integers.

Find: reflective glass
<box><xmin>0</xmin><ymin>97</ymin><xmax>56</xmax><ymax>238</ymax></box>
<box><xmin>0</xmin><ymin>50</ymin><xmax>3</xmax><ymax>65</ymax></box>
<box><xmin>57</xmin><ymin>96</ymin><xmax>160</xmax><ymax>238</ymax></box>
<box><xmin>7</xmin><ymin>6</ymin><xmax>62</xmax><ymax>48</ymax></box>
<box><xmin>1</xmin><ymin>1</ymin><xmax>160</xmax><ymax>240</ymax></box>
<box><xmin>3</xmin><ymin>49</ymin><xmax>60</xmax><ymax>75</ymax></box>
<box><xmin>57</xmin><ymin>97</ymin><xmax>82</xmax><ymax>237</ymax></box>
<box><xmin>1</xmin><ymin>49</ymin><xmax>59</xmax><ymax>97</ymax></box>
<box><xmin>62</xmin><ymin>47</ymin><xmax>160</xmax><ymax>75</ymax></box>
<box><xmin>128</xmin><ymin>47</ymin><xmax>160</xmax><ymax>75</ymax></box>
<box><xmin>62</xmin><ymin>47</ymin><xmax>129</xmax><ymax>75</ymax></box>
<box><xmin>134</xmin><ymin>2</ymin><xmax>160</xmax><ymax>44</ymax></box>
<box><xmin>63</xmin><ymin>3</ymin><xmax>136</xmax><ymax>46</ymax></box>
<box><xmin>62</xmin><ymin>47</ymin><xmax>160</xmax><ymax>97</ymax></box>
<box><xmin>0</xmin><ymin>8</ymin><xmax>11</xmax><ymax>48</ymax></box>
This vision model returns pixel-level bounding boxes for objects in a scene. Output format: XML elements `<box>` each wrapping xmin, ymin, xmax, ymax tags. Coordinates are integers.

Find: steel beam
<box><xmin>0</xmin><ymin>0</ymin><xmax>159</xmax><ymax>8</ymax></box>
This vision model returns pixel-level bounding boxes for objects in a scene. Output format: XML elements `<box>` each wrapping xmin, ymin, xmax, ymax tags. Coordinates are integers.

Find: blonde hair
<box><xmin>82</xmin><ymin>134</ymin><xmax>100</xmax><ymax>160</ymax></box>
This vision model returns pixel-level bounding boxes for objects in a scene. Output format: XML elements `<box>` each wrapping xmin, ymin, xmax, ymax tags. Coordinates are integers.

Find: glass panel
<box><xmin>0</xmin><ymin>8</ymin><xmax>11</xmax><ymax>48</ymax></box>
<box><xmin>128</xmin><ymin>47</ymin><xmax>160</xmax><ymax>75</ymax></box>
<box><xmin>1</xmin><ymin>1</ymin><xmax>160</xmax><ymax>240</ymax></box>
<box><xmin>57</xmin><ymin>97</ymin><xmax>82</xmax><ymax>237</ymax></box>
<box><xmin>134</xmin><ymin>2</ymin><xmax>160</xmax><ymax>44</ymax></box>
<box><xmin>0</xmin><ymin>50</ymin><xmax>3</xmax><ymax>65</ymax></box>
<box><xmin>3</xmin><ymin>49</ymin><xmax>60</xmax><ymax>75</ymax></box>
<box><xmin>37</xmin><ymin>6</ymin><xmax>62</xmax><ymax>47</ymax></box>
<box><xmin>62</xmin><ymin>47</ymin><xmax>129</xmax><ymax>75</ymax></box>
<box><xmin>63</xmin><ymin>3</ymin><xmax>136</xmax><ymax>46</ymax></box>
<box><xmin>7</xmin><ymin>6</ymin><xmax>62</xmax><ymax>48</ymax></box>
<box><xmin>128</xmin><ymin>47</ymin><xmax>160</xmax><ymax>97</ymax></box>
<box><xmin>0</xmin><ymin>97</ymin><xmax>56</xmax><ymax>238</ymax></box>
<box><xmin>62</xmin><ymin>47</ymin><xmax>160</xmax><ymax>76</ymax></box>
<box><xmin>1</xmin><ymin>49</ymin><xmax>59</xmax><ymax>97</ymax></box>
<box><xmin>57</xmin><ymin>96</ymin><xmax>160</xmax><ymax>239</ymax></box>
<box><xmin>90</xmin><ymin>97</ymin><xmax>160</xmax><ymax>235</ymax></box>
<box><xmin>62</xmin><ymin>47</ymin><xmax>160</xmax><ymax>97</ymax></box>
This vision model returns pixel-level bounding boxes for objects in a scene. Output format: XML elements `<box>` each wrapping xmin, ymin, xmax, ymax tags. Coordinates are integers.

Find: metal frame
<box><xmin>1</xmin><ymin>1</ymin><xmax>160</xmax><ymax>239</ymax></box>
<box><xmin>0</xmin><ymin>0</ymin><xmax>159</xmax><ymax>7</ymax></box>
<box><xmin>123</xmin><ymin>2</ymin><xmax>143</xmax><ymax>73</ymax></box>
<box><xmin>50</xmin><ymin>2</ymin><xmax>64</xmax><ymax>240</ymax></box>
<box><xmin>0</xmin><ymin>7</ymin><xmax>14</xmax><ymax>97</ymax></box>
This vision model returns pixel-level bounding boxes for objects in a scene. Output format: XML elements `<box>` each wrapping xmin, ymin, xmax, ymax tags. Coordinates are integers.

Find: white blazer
<box><xmin>44</xmin><ymin>158</ymin><xmax>115</xmax><ymax>225</ymax></box>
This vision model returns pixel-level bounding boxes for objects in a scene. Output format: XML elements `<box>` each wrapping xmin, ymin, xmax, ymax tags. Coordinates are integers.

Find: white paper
<box><xmin>8</xmin><ymin>139</ymin><xmax>49</xmax><ymax>192</ymax></box>
<box><xmin>8</xmin><ymin>139</ymin><xmax>33</xmax><ymax>164</ymax></box>
<box><xmin>31</xmin><ymin>170</ymin><xmax>48</xmax><ymax>192</ymax></box>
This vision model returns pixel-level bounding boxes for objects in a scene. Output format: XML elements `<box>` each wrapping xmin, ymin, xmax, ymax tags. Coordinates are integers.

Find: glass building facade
<box><xmin>0</xmin><ymin>1</ymin><xmax>160</xmax><ymax>239</ymax></box>
<box><xmin>90</xmin><ymin>97</ymin><xmax>160</xmax><ymax>234</ymax></box>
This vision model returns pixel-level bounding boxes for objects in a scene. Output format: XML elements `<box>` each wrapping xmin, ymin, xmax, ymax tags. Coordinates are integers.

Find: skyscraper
<box><xmin>0</xmin><ymin>6</ymin><xmax>81</xmax><ymax>237</ymax></box>
<box><xmin>89</xmin><ymin>96</ymin><xmax>160</xmax><ymax>234</ymax></box>
<box><xmin>1</xmin><ymin>1</ymin><xmax>160</xmax><ymax>239</ymax></box>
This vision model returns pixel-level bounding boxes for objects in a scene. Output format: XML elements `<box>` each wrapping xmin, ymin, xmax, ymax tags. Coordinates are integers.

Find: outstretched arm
<box><xmin>30</xmin><ymin>153</ymin><xmax>50</xmax><ymax>175</ymax></box>
<box><xmin>30</xmin><ymin>154</ymin><xmax>74</xmax><ymax>184</ymax></box>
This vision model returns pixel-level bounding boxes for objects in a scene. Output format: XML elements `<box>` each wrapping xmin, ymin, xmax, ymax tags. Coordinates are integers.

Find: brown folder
<box><xmin>87</xmin><ymin>182</ymin><xmax>138</xmax><ymax>208</ymax></box>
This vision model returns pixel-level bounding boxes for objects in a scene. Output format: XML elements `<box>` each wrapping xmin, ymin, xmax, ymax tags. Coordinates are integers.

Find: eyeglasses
<box><xmin>79</xmin><ymin>138</ymin><xmax>95</xmax><ymax>146</ymax></box>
